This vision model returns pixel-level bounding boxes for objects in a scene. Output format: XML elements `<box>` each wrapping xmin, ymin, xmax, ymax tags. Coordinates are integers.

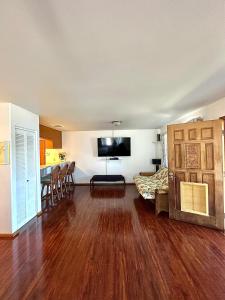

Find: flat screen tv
<box><xmin>97</xmin><ymin>137</ymin><xmax>131</xmax><ymax>157</ymax></box>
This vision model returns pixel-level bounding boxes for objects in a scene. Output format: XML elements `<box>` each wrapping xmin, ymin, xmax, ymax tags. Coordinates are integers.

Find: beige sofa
<box><xmin>134</xmin><ymin>167</ymin><xmax>169</xmax><ymax>215</ymax></box>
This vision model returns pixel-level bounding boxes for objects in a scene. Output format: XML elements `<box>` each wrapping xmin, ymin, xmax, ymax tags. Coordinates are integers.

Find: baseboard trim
<box><xmin>0</xmin><ymin>231</ymin><xmax>19</xmax><ymax>239</ymax></box>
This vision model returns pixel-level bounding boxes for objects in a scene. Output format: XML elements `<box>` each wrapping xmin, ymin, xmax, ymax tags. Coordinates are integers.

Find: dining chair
<box><xmin>41</xmin><ymin>165</ymin><xmax>61</xmax><ymax>208</ymax></box>
<box><xmin>59</xmin><ymin>163</ymin><xmax>69</xmax><ymax>199</ymax></box>
<box><xmin>67</xmin><ymin>161</ymin><xmax>75</xmax><ymax>191</ymax></box>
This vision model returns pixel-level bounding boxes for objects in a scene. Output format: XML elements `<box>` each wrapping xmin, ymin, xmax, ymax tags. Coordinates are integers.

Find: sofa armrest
<box><xmin>139</xmin><ymin>172</ymin><xmax>155</xmax><ymax>176</ymax></box>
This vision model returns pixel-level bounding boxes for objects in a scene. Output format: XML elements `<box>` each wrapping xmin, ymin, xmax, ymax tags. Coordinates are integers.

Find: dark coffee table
<box><xmin>90</xmin><ymin>175</ymin><xmax>125</xmax><ymax>186</ymax></box>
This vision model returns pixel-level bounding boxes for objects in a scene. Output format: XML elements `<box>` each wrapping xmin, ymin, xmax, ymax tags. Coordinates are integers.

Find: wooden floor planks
<box><xmin>0</xmin><ymin>185</ymin><xmax>225</xmax><ymax>299</ymax></box>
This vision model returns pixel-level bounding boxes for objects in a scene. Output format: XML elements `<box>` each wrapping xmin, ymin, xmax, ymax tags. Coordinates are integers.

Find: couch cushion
<box><xmin>134</xmin><ymin>167</ymin><xmax>168</xmax><ymax>200</ymax></box>
<box><xmin>151</xmin><ymin>167</ymin><xmax>168</xmax><ymax>181</ymax></box>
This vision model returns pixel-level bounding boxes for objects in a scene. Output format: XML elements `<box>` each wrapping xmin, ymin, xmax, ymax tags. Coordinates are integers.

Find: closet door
<box><xmin>15</xmin><ymin>128</ymin><xmax>27</xmax><ymax>228</ymax></box>
<box><xmin>26</xmin><ymin>131</ymin><xmax>37</xmax><ymax>221</ymax></box>
<box><xmin>15</xmin><ymin>128</ymin><xmax>37</xmax><ymax>228</ymax></box>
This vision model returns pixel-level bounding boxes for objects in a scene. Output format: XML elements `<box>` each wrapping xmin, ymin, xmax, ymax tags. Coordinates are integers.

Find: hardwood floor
<box><xmin>1</xmin><ymin>185</ymin><xmax>225</xmax><ymax>299</ymax></box>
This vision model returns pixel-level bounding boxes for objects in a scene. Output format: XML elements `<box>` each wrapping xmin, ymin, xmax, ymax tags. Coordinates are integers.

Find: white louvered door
<box><xmin>15</xmin><ymin>129</ymin><xmax>27</xmax><ymax>227</ymax></box>
<box><xmin>26</xmin><ymin>131</ymin><xmax>36</xmax><ymax>221</ymax></box>
<box><xmin>15</xmin><ymin>128</ymin><xmax>37</xmax><ymax>229</ymax></box>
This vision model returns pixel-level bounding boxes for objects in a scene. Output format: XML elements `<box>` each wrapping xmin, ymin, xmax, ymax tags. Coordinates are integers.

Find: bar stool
<box><xmin>41</xmin><ymin>165</ymin><xmax>60</xmax><ymax>208</ymax></box>
<box><xmin>59</xmin><ymin>163</ymin><xmax>69</xmax><ymax>199</ymax></box>
<box><xmin>67</xmin><ymin>161</ymin><xmax>75</xmax><ymax>191</ymax></box>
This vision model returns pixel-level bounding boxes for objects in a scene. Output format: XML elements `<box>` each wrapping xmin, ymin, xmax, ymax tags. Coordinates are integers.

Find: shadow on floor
<box><xmin>90</xmin><ymin>184</ymin><xmax>126</xmax><ymax>198</ymax></box>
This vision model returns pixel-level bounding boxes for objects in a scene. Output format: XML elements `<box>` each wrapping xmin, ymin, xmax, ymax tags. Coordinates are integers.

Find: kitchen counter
<box><xmin>40</xmin><ymin>161</ymin><xmax>68</xmax><ymax>177</ymax></box>
<box><xmin>40</xmin><ymin>163</ymin><xmax>61</xmax><ymax>170</ymax></box>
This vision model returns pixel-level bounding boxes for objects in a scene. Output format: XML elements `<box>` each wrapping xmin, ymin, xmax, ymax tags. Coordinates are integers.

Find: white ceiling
<box><xmin>0</xmin><ymin>0</ymin><xmax>225</xmax><ymax>131</ymax></box>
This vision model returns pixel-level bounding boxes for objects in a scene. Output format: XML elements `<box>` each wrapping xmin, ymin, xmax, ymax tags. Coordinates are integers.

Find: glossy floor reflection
<box><xmin>90</xmin><ymin>184</ymin><xmax>126</xmax><ymax>198</ymax></box>
<box><xmin>1</xmin><ymin>186</ymin><xmax>225</xmax><ymax>299</ymax></box>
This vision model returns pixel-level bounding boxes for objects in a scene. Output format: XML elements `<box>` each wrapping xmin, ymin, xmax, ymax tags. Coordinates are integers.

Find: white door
<box><xmin>26</xmin><ymin>131</ymin><xmax>37</xmax><ymax>221</ymax></box>
<box><xmin>15</xmin><ymin>128</ymin><xmax>37</xmax><ymax>228</ymax></box>
<box><xmin>15</xmin><ymin>129</ymin><xmax>27</xmax><ymax>228</ymax></box>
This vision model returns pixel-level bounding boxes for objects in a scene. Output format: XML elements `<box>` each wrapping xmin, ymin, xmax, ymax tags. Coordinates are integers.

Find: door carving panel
<box><xmin>184</xmin><ymin>143</ymin><xmax>201</xmax><ymax>169</ymax></box>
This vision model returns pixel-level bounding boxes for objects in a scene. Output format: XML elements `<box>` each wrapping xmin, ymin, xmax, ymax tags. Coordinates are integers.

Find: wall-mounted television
<box><xmin>97</xmin><ymin>137</ymin><xmax>131</xmax><ymax>157</ymax></box>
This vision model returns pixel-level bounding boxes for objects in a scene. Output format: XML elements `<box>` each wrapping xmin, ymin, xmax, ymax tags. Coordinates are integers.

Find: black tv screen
<box><xmin>98</xmin><ymin>137</ymin><xmax>131</xmax><ymax>157</ymax></box>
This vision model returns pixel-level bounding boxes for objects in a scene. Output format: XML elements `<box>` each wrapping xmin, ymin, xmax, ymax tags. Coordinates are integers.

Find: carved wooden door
<box><xmin>168</xmin><ymin>120</ymin><xmax>224</xmax><ymax>230</ymax></box>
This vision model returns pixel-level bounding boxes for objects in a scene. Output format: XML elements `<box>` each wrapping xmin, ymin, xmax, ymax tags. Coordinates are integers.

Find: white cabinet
<box><xmin>15</xmin><ymin>128</ymin><xmax>37</xmax><ymax>229</ymax></box>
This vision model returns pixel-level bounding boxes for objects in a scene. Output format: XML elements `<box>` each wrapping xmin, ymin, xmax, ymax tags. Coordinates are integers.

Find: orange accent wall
<box><xmin>40</xmin><ymin>139</ymin><xmax>54</xmax><ymax>165</ymax></box>
<box><xmin>40</xmin><ymin>139</ymin><xmax>46</xmax><ymax>165</ymax></box>
<box><xmin>39</xmin><ymin>125</ymin><xmax>62</xmax><ymax>149</ymax></box>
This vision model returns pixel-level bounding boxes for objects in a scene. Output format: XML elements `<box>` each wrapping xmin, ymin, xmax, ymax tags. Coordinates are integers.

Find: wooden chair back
<box><xmin>68</xmin><ymin>161</ymin><xmax>75</xmax><ymax>175</ymax></box>
<box><xmin>59</xmin><ymin>164</ymin><xmax>69</xmax><ymax>180</ymax></box>
<box><xmin>51</xmin><ymin>165</ymin><xmax>60</xmax><ymax>184</ymax></box>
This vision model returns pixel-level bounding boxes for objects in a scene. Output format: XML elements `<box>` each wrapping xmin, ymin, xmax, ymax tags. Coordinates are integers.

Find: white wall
<box><xmin>0</xmin><ymin>103</ymin><xmax>12</xmax><ymax>233</ymax></box>
<box><xmin>63</xmin><ymin>129</ymin><xmax>158</xmax><ymax>183</ymax></box>
<box><xmin>197</xmin><ymin>97</ymin><xmax>225</xmax><ymax>120</ymax></box>
<box><xmin>161</xmin><ymin>97</ymin><xmax>225</xmax><ymax>134</ymax></box>
<box><xmin>0</xmin><ymin>103</ymin><xmax>41</xmax><ymax>234</ymax></box>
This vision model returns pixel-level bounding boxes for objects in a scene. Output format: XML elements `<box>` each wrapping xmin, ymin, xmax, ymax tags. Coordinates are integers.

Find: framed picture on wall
<box><xmin>0</xmin><ymin>141</ymin><xmax>10</xmax><ymax>165</ymax></box>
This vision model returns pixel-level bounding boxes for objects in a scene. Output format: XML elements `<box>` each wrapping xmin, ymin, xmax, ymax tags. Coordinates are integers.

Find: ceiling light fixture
<box><xmin>111</xmin><ymin>121</ymin><xmax>122</xmax><ymax>126</ymax></box>
<box><xmin>53</xmin><ymin>124</ymin><xmax>64</xmax><ymax>129</ymax></box>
